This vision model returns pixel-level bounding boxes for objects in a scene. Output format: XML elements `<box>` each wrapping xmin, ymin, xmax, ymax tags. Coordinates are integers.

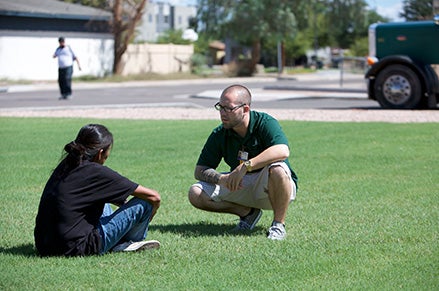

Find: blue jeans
<box><xmin>98</xmin><ymin>197</ymin><xmax>153</xmax><ymax>254</ymax></box>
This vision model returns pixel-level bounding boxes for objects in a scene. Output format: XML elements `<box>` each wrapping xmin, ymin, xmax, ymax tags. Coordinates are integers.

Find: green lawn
<box><xmin>0</xmin><ymin>117</ymin><xmax>437</xmax><ymax>290</ymax></box>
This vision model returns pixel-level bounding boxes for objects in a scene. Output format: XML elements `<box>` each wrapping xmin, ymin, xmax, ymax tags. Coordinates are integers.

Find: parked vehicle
<box><xmin>365</xmin><ymin>16</ymin><xmax>439</xmax><ymax>109</ymax></box>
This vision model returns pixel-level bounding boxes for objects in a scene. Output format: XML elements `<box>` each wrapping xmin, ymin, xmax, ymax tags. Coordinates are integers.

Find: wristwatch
<box><xmin>244</xmin><ymin>160</ymin><xmax>252</xmax><ymax>172</ymax></box>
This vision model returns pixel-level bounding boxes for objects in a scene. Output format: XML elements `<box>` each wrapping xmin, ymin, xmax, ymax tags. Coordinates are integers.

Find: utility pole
<box><xmin>313</xmin><ymin>0</ymin><xmax>318</xmax><ymax>59</ymax></box>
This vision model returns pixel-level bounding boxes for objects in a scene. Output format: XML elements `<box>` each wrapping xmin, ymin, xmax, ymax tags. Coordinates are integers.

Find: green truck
<box><xmin>365</xmin><ymin>16</ymin><xmax>439</xmax><ymax>109</ymax></box>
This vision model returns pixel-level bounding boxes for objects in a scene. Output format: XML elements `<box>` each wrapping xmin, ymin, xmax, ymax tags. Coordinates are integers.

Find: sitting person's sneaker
<box><xmin>112</xmin><ymin>240</ymin><xmax>161</xmax><ymax>252</ymax></box>
<box><xmin>234</xmin><ymin>208</ymin><xmax>262</xmax><ymax>231</ymax></box>
<box><xmin>267</xmin><ymin>221</ymin><xmax>286</xmax><ymax>240</ymax></box>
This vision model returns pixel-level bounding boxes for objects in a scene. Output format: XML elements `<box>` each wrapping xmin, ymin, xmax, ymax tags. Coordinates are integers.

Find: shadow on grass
<box><xmin>0</xmin><ymin>223</ymin><xmax>264</xmax><ymax>257</ymax></box>
<box><xmin>150</xmin><ymin>222</ymin><xmax>264</xmax><ymax>237</ymax></box>
<box><xmin>0</xmin><ymin>243</ymin><xmax>38</xmax><ymax>257</ymax></box>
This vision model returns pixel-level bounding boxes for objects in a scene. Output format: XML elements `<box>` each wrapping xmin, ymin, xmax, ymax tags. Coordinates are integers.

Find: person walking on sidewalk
<box><xmin>53</xmin><ymin>36</ymin><xmax>81</xmax><ymax>100</ymax></box>
<box><xmin>35</xmin><ymin>124</ymin><xmax>161</xmax><ymax>256</ymax></box>
<box><xmin>188</xmin><ymin>84</ymin><xmax>298</xmax><ymax>240</ymax></box>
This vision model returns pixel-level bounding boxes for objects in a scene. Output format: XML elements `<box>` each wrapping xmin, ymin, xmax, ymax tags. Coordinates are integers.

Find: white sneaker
<box><xmin>267</xmin><ymin>222</ymin><xmax>286</xmax><ymax>240</ymax></box>
<box><xmin>112</xmin><ymin>240</ymin><xmax>161</xmax><ymax>252</ymax></box>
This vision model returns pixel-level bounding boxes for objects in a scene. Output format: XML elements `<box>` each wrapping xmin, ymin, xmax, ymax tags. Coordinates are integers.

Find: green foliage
<box><xmin>401</xmin><ymin>0</ymin><xmax>434</xmax><ymax>20</ymax></box>
<box><xmin>198</xmin><ymin>0</ymin><xmax>297</xmax><ymax>45</ymax></box>
<box><xmin>194</xmin><ymin>0</ymin><xmax>386</xmax><ymax>68</ymax></box>
<box><xmin>156</xmin><ymin>29</ymin><xmax>191</xmax><ymax>45</ymax></box>
<box><xmin>367</xmin><ymin>8</ymin><xmax>391</xmax><ymax>23</ymax></box>
<box><xmin>196</xmin><ymin>0</ymin><xmax>298</xmax><ymax>70</ymax></box>
<box><xmin>232</xmin><ymin>0</ymin><xmax>297</xmax><ymax>44</ymax></box>
<box><xmin>193</xmin><ymin>32</ymin><xmax>212</xmax><ymax>55</ymax></box>
<box><xmin>323</xmin><ymin>0</ymin><xmax>369</xmax><ymax>48</ymax></box>
<box><xmin>62</xmin><ymin>0</ymin><xmax>109</xmax><ymax>10</ymax></box>
<box><xmin>196</xmin><ymin>0</ymin><xmax>235</xmax><ymax>39</ymax></box>
<box><xmin>283</xmin><ymin>67</ymin><xmax>316</xmax><ymax>74</ymax></box>
<box><xmin>285</xmin><ymin>31</ymin><xmax>312</xmax><ymax>61</ymax></box>
<box><xmin>348</xmin><ymin>36</ymin><xmax>369</xmax><ymax>57</ymax></box>
<box><xmin>0</xmin><ymin>118</ymin><xmax>438</xmax><ymax>290</ymax></box>
<box><xmin>190</xmin><ymin>53</ymin><xmax>208</xmax><ymax>74</ymax></box>
<box><xmin>261</xmin><ymin>31</ymin><xmax>311</xmax><ymax>67</ymax></box>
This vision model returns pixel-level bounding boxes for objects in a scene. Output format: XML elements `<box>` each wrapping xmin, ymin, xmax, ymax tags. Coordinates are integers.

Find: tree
<box><xmin>366</xmin><ymin>8</ymin><xmax>391</xmax><ymax>24</ymax></box>
<box><xmin>347</xmin><ymin>9</ymin><xmax>390</xmax><ymax>57</ymax></box>
<box><xmin>323</xmin><ymin>0</ymin><xmax>369</xmax><ymax>49</ymax></box>
<box><xmin>63</xmin><ymin>0</ymin><xmax>107</xmax><ymax>9</ymax></box>
<box><xmin>227</xmin><ymin>0</ymin><xmax>298</xmax><ymax>72</ymax></box>
<box><xmin>197</xmin><ymin>0</ymin><xmax>298</xmax><ymax>75</ymax></box>
<box><xmin>62</xmin><ymin>0</ymin><xmax>148</xmax><ymax>75</ymax></box>
<box><xmin>400</xmin><ymin>0</ymin><xmax>434</xmax><ymax>20</ymax></box>
<box><xmin>111</xmin><ymin>0</ymin><xmax>148</xmax><ymax>74</ymax></box>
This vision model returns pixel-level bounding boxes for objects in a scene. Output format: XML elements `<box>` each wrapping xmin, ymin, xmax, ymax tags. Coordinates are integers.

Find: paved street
<box><xmin>0</xmin><ymin>70</ymin><xmax>380</xmax><ymax>110</ymax></box>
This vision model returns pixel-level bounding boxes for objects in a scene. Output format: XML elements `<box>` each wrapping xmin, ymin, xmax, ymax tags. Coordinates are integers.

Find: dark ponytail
<box><xmin>57</xmin><ymin>124</ymin><xmax>113</xmax><ymax>177</ymax></box>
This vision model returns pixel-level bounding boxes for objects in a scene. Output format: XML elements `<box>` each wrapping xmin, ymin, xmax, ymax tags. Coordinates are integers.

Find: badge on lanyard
<box><xmin>238</xmin><ymin>150</ymin><xmax>249</xmax><ymax>164</ymax></box>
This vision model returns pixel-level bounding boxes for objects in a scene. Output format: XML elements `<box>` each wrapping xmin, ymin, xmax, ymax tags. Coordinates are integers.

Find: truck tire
<box><xmin>374</xmin><ymin>64</ymin><xmax>422</xmax><ymax>109</ymax></box>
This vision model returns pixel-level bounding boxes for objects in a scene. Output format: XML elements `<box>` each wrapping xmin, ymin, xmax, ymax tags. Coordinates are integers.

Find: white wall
<box><xmin>0</xmin><ymin>34</ymin><xmax>194</xmax><ymax>80</ymax></box>
<box><xmin>0</xmin><ymin>34</ymin><xmax>114</xmax><ymax>81</ymax></box>
<box><xmin>121</xmin><ymin>43</ymin><xmax>193</xmax><ymax>75</ymax></box>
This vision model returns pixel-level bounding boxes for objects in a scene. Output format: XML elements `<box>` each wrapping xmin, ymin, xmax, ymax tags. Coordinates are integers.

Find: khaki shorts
<box><xmin>192</xmin><ymin>162</ymin><xmax>296</xmax><ymax>210</ymax></box>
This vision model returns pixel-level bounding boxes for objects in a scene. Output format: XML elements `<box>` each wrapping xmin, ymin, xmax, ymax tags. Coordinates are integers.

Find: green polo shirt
<box><xmin>197</xmin><ymin>110</ymin><xmax>298</xmax><ymax>186</ymax></box>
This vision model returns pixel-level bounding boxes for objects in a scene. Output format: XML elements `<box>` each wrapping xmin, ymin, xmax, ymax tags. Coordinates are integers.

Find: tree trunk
<box><xmin>112</xmin><ymin>0</ymin><xmax>148</xmax><ymax>75</ymax></box>
<box><xmin>250</xmin><ymin>39</ymin><xmax>261</xmax><ymax>75</ymax></box>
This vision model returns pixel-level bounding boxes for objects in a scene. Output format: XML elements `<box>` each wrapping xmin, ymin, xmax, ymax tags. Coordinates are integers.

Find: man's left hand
<box><xmin>225</xmin><ymin>163</ymin><xmax>247</xmax><ymax>191</ymax></box>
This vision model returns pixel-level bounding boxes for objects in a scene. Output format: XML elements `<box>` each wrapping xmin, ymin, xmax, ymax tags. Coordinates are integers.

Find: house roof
<box><xmin>0</xmin><ymin>0</ymin><xmax>111</xmax><ymax>20</ymax></box>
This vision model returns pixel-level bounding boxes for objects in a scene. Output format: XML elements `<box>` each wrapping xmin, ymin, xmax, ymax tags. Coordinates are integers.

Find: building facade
<box><xmin>135</xmin><ymin>1</ymin><xmax>197</xmax><ymax>42</ymax></box>
<box><xmin>0</xmin><ymin>0</ymin><xmax>113</xmax><ymax>80</ymax></box>
<box><xmin>0</xmin><ymin>0</ymin><xmax>196</xmax><ymax>80</ymax></box>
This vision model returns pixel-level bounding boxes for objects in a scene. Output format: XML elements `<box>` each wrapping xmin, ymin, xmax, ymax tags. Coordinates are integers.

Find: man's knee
<box><xmin>188</xmin><ymin>185</ymin><xmax>213</xmax><ymax>210</ymax></box>
<box><xmin>188</xmin><ymin>185</ymin><xmax>201</xmax><ymax>207</ymax></box>
<box><xmin>268</xmin><ymin>165</ymin><xmax>293</xmax><ymax>197</ymax></box>
<box><xmin>269</xmin><ymin>165</ymin><xmax>289</xmax><ymax>181</ymax></box>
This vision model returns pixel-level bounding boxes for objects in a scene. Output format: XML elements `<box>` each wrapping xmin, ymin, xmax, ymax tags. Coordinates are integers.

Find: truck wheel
<box><xmin>374</xmin><ymin>64</ymin><xmax>422</xmax><ymax>109</ymax></box>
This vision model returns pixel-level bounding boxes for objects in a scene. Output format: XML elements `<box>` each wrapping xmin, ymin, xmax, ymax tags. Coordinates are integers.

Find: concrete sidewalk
<box><xmin>1</xmin><ymin>76</ymin><xmax>276</xmax><ymax>93</ymax></box>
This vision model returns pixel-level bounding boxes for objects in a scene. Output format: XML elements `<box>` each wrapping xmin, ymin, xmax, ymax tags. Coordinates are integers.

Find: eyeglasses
<box><xmin>214</xmin><ymin>102</ymin><xmax>246</xmax><ymax>113</ymax></box>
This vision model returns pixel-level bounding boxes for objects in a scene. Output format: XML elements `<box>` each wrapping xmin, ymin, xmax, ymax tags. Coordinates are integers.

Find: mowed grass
<box><xmin>0</xmin><ymin>117</ymin><xmax>437</xmax><ymax>290</ymax></box>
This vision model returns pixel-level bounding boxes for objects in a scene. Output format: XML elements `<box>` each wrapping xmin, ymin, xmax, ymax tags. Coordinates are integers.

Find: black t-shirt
<box><xmin>34</xmin><ymin>161</ymin><xmax>138</xmax><ymax>256</ymax></box>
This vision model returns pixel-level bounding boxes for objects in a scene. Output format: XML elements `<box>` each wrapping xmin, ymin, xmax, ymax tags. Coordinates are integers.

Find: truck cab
<box><xmin>365</xmin><ymin>16</ymin><xmax>439</xmax><ymax>109</ymax></box>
